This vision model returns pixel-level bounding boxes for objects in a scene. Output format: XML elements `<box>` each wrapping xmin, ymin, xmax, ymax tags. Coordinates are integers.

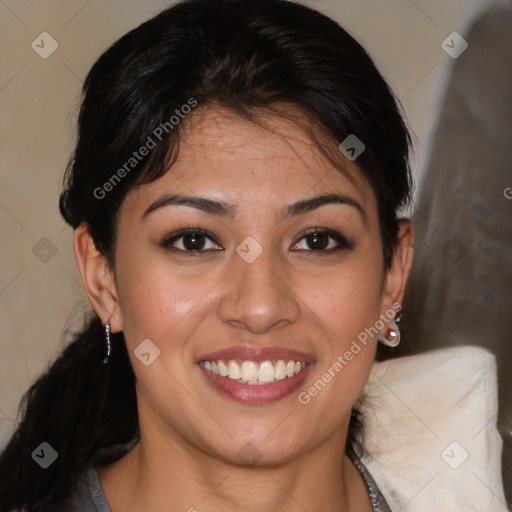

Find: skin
<box><xmin>74</xmin><ymin>105</ymin><xmax>413</xmax><ymax>512</ymax></box>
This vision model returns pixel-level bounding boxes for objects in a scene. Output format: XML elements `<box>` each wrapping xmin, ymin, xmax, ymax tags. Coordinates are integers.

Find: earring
<box><xmin>378</xmin><ymin>307</ymin><xmax>402</xmax><ymax>348</ymax></box>
<box><xmin>103</xmin><ymin>321</ymin><xmax>111</xmax><ymax>364</ymax></box>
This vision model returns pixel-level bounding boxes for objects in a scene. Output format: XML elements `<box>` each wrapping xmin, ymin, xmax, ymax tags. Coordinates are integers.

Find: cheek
<box><xmin>115</xmin><ymin>251</ymin><xmax>224</xmax><ymax>347</ymax></box>
<box><xmin>302</xmin><ymin>257</ymin><xmax>383</xmax><ymax>339</ymax></box>
<box><xmin>296</xmin><ymin>256</ymin><xmax>382</xmax><ymax>402</ymax></box>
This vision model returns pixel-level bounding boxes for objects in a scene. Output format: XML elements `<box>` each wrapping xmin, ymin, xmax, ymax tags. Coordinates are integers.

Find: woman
<box><xmin>0</xmin><ymin>0</ymin><xmax>414</xmax><ymax>510</ymax></box>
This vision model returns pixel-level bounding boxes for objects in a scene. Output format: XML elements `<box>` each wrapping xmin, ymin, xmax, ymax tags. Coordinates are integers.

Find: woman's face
<box><xmin>84</xmin><ymin>105</ymin><xmax>410</xmax><ymax>466</ymax></box>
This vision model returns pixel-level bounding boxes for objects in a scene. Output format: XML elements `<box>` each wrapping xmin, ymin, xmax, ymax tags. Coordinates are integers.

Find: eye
<box><xmin>291</xmin><ymin>229</ymin><xmax>354</xmax><ymax>253</ymax></box>
<box><xmin>161</xmin><ymin>229</ymin><xmax>222</xmax><ymax>253</ymax></box>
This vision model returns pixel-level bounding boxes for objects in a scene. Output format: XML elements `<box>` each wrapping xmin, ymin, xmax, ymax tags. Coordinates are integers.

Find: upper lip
<box><xmin>197</xmin><ymin>345</ymin><xmax>315</xmax><ymax>363</ymax></box>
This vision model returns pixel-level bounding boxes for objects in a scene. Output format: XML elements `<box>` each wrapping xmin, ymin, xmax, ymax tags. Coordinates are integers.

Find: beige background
<box><xmin>0</xmin><ymin>0</ymin><xmax>505</xmax><ymax>446</ymax></box>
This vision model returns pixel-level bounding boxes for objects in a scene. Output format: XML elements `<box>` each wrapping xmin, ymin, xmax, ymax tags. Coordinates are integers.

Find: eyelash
<box><xmin>160</xmin><ymin>227</ymin><xmax>354</xmax><ymax>256</ymax></box>
<box><xmin>291</xmin><ymin>228</ymin><xmax>354</xmax><ymax>254</ymax></box>
<box><xmin>160</xmin><ymin>228</ymin><xmax>222</xmax><ymax>255</ymax></box>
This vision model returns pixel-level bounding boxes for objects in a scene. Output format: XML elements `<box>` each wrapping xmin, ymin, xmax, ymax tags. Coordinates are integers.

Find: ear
<box><xmin>73</xmin><ymin>223</ymin><xmax>123</xmax><ymax>333</ymax></box>
<box><xmin>380</xmin><ymin>219</ymin><xmax>414</xmax><ymax>316</ymax></box>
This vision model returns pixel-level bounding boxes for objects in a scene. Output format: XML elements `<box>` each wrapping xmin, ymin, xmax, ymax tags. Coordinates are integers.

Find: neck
<box><xmin>97</xmin><ymin>397</ymin><xmax>371</xmax><ymax>512</ymax></box>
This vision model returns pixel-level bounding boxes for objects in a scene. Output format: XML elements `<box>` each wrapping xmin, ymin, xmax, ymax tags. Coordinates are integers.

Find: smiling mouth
<box><xmin>199</xmin><ymin>359</ymin><xmax>308</xmax><ymax>385</ymax></box>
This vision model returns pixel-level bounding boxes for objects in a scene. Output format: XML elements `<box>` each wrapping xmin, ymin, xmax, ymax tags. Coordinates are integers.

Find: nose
<box><xmin>217</xmin><ymin>250</ymin><xmax>301</xmax><ymax>334</ymax></box>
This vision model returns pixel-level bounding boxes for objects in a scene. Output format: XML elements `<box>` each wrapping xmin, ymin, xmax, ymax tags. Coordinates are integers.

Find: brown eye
<box><xmin>181</xmin><ymin>232</ymin><xmax>207</xmax><ymax>251</ymax></box>
<box><xmin>161</xmin><ymin>229</ymin><xmax>222</xmax><ymax>253</ymax></box>
<box><xmin>304</xmin><ymin>232</ymin><xmax>330</xmax><ymax>250</ymax></box>
<box><xmin>291</xmin><ymin>229</ymin><xmax>354</xmax><ymax>253</ymax></box>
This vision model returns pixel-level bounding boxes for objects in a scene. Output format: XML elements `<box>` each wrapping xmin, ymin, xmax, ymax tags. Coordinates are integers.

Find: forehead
<box><xmin>125</xmin><ymin>104</ymin><xmax>378</xmax><ymax>221</ymax></box>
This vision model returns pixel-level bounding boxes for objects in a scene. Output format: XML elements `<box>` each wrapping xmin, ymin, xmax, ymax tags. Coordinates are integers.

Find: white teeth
<box><xmin>201</xmin><ymin>358</ymin><xmax>308</xmax><ymax>384</ymax></box>
<box><xmin>228</xmin><ymin>360</ymin><xmax>240</xmax><ymax>379</ymax></box>
<box><xmin>258</xmin><ymin>361</ymin><xmax>275</xmax><ymax>382</ymax></box>
<box><xmin>241</xmin><ymin>361</ymin><xmax>258</xmax><ymax>381</ymax></box>
<box><xmin>274</xmin><ymin>360</ymin><xmax>287</xmax><ymax>380</ymax></box>
<box><xmin>218</xmin><ymin>360</ymin><xmax>228</xmax><ymax>377</ymax></box>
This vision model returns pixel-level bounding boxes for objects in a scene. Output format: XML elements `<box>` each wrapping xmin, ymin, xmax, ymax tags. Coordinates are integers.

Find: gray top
<box><xmin>59</xmin><ymin>440</ymin><xmax>392</xmax><ymax>511</ymax></box>
<box><xmin>347</xmin><ymin>443</ymin><xmax>393</xmax><ymax>512</ymax></box>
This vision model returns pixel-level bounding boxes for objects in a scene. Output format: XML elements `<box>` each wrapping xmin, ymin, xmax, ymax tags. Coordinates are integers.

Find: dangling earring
<box><xmin>103</xmin><ymin>321</ymin><xmax>111</xmax><ymax>364</ymax></box>
<box><xmin>378</xmin><ymin>307</ymin><xmax>403</xmax><ymax>348</ymax></box>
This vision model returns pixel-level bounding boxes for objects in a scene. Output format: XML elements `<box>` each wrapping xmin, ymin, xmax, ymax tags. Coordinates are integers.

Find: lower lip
<box><xmin>198</xmin><ymin>363</ymin><xmax>314</xmax><ymax>404</ymax></box>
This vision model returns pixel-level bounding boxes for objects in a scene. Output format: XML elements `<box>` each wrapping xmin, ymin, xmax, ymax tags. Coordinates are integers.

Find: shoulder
<box><xmin>32</xmin><ymin>466</ymin><xmax>109</xmax><ymax>512</ymax></box>
<box><xmin>72</xmin><ymin>466</ymin><xmax>110</xmax><ymax>512</ymax></box>
<box><xmin>34</xmin><ymin>439</ymin><xmax>138</xmax><ymax>512</ymax></box>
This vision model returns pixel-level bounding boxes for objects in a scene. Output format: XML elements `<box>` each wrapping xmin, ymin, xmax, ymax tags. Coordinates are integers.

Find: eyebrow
<box><xmin>142</xmin><ymin>195</ymin><xmax>235</xmax><ymax>219</ymax></box>
<box><xmin>285</xmin><ymin>193</ymin><xmax>367</xmax><ymax>225</ymax></box>
<box><xmin>141</xmin><ymin>193</ymin><xmax>367</xmax><ymax>225</ymax></box>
